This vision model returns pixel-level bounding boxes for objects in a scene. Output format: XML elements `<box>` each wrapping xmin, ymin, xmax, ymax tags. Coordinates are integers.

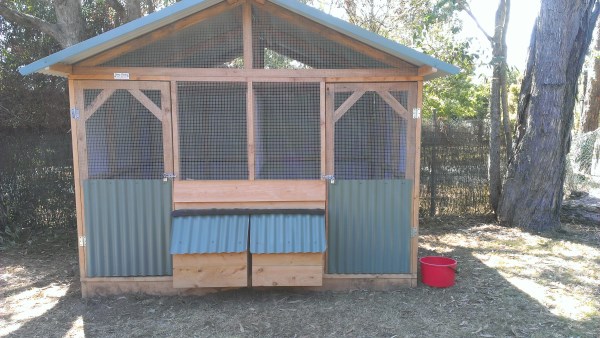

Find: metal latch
<box><xmin>163</xmin><ymin>173</ymin><xmax>177</xmax><ymax>181</ymax></box>
<box><xmin>78</xmin><ymin>236</ymin><xmax>86</xmax><ymax>247</ymax></box>
<box><xmin>70</xmin><ymin>108</ymin><xmax>80</xmax><ymax>119</ymax></box>
<box><xmin>322</xmin><ymin>174</ymin><xmax>335</xmax><ymax>184</ymax></box>
<box><xmin>412</xmin><ymin>108</ymin><xmax>421</xmax><ymax>119</ymax></box>
<box><xmin>411</xmin><ymin>228</ymin><xmax>418</xmax><ymax>237</ymax></box>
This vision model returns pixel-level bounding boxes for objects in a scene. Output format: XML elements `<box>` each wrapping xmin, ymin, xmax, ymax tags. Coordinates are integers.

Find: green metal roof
<box><xmin>19</xmin><ymin>0</ymin><xmax>459</xmax><ymax>79</ymax></box>
<box><xmin>250</xmin><ymin>214</ymin><xmax>326</xmax><ymax>254</ymax></box>
<box><xmin>170</xmin><ymin>215</ymin><xmax>249</xmax><ymax>254</ymax></box>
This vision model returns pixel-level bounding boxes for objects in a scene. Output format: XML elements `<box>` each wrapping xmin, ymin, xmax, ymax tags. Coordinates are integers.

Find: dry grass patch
<box><xmin>1</xmin><ymin>216</ymin><xmax>599</xmax><ymax>337</ymax></box>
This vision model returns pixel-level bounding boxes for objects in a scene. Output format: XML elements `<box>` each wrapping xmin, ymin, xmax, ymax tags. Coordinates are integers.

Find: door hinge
<box><xmin>78</xmin><ymin>236</ymin><xmax>86</xmax><ymax>247</ymax></box>
<box><xmin>163</xmin><ymin>172</ymin><xmax>177</xmax><ymax>181</ymax></box>
<box><xmin>70</xmin><ymin>108</ymin><xmax>80</xmax><ymax>120</ymax></box>
<box><xmin>412</xmin><ymin>108</ymin><xmax>421</xmax><ymax>119</ymax></box>
<box><xmin>321</xmin><ymin>174</ymin><xmax>335</xmax><ymax>184</ymax></box>
<box><xmin>411</xmin><ymin>228</ymin><xmax>418</xmax><ymax>237</ymax></box>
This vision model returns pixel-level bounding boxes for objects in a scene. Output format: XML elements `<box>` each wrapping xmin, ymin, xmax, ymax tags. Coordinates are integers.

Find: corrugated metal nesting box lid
<box><xmin>250</xmin><ymin>214</ymin><xmax>326</xmax><ymax>254</ymax></box>
<box><xmin>170</xmin><ymin>215</ymin><xmax>249</xmax><ymax>254</ymax></box>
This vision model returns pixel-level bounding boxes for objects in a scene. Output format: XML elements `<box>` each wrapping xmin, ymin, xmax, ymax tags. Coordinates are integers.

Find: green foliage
<box><xmin>0</xmin><ymin>0</ymin><xmax>68</xmax><ymax>130</ymax></box>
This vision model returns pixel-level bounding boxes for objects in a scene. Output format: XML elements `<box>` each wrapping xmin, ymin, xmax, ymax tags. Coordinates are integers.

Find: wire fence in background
<box><xmin>420</xmin><ymin>117</ymin><xmax>492</xmax><ymax>216</ymax></box>
<box><xmin>0</xmin><ymin>131</ymin><xmax>74</xmax><ymax>246</ymax></box>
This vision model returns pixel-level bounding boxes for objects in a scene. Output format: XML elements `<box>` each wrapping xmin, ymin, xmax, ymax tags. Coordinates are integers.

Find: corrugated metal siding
<box><xmin>170</xmin><ymin>215</ymin><xmax>249</xmax><ymax>254</ymax></box>
<box><xmin>250</xmin><ymin>214</ymin><xmax>326</xmax><ymax>254</ymax></box>
<box><xmin>83</xmin><ymin>180</ymin><xmax>172</xmax><ymax>277</ymax></box>
<box><xmin>327</xmin><ymin>180</ymin><xmax>412</xmax><ymax>274</ymax></box>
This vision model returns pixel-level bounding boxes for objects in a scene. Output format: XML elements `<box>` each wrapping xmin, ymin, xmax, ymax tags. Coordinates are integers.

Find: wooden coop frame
<box><xmin>20</xmin><ymin>0</ymin><xmax>459</xmax><ymax>297</ymax></box>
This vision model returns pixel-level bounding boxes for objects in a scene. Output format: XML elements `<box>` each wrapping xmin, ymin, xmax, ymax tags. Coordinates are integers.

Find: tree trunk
<box><xmin>498</xmin><ymin>0</ymin><xmax>600</xmax><ymax>231</ymax></box>
<box><xmin>0</xmin><ymin>0</ymin><xmax>85</xmax><ymax>48</ymax></box>
<box><xmin>582</xmin><ymin>21</ymin><xmax>600</xmax><ymax>132</ymax></box>
<box><xmin>499</xmin><ymin>1</ymin><xmax>513</xmax><ymax>162</ymax></box>
<box><xmin>488</xmin><ymin>0</ymin><xmax>510</xmax><ymax>212</ymax></box>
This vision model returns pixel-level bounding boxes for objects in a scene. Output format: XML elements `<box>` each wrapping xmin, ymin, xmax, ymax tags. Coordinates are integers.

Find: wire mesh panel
<box><xmin>335</xmin><ymin>91</ymin><xmax>407</xmax><ymax>179</ymax></box>
<box><xmin>254</xmin><ymin>83</ymin><xmax>321</xmax><ymax>179</ymax></box>
<box><xmin>252</xmin><ymin>6</ymin><xmax>414</xmax><ymax>70</ymax></box>
<box><xmin>178</xmin><ymin>82</ymin><xmax>248</xmax><ymax>180</ymax></box>
<box><xmin>85</xmin><ymin>89</ymin><xmax>164</xmax><ymax>179</ymax></box>
<box><xmin>101</xmin><ymin>7</ymin><xmax>243</xmax><ymax>68</ymax></box>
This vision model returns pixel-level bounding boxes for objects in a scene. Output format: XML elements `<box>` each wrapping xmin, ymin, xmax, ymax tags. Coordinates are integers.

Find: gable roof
<box><xmin>19</xmin><ymin>0</ymin><xmax>460</xmax><ymax>79</ymax></box>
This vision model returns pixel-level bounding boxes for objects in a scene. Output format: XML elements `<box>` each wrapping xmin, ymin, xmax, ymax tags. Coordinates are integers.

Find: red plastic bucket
<box><xmin>420</xmin><ymin>256</ymin><xmax>457</xmax><ymax>288</ymax></box>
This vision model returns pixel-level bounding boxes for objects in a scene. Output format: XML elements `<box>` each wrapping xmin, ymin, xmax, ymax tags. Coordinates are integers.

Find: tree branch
<box><xmin>105</xmin><ymin>0</ymin><xmax>127</xmax><ymax>23</ymax></box>
<box><xmin>463</xmin><ymin>5</ymin><xmax>494</xmax><ymax>44</ymax></box>
<box><xmin>0</xmin><ymin>1</ymin><xmax>62</xmax><ymax>41</ymax></box>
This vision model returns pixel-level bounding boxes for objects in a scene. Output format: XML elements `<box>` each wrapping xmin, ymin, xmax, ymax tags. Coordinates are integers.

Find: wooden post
<box><xmin>69</xmin><ymin>79</ymin><xmax>87</xmax><ymax>284</ymax></box>
<box><xmin>247</xmin><ymin>82</ymin><xmax>255</xmax><ymax>180</ymax></box>
<box><xmin>411</xmin><ymin>81</ymin><xmax>422</xmax><ymax>284</ymax></box>
<box><xmin>243</xmin><ymin>2</ymin><xmax>253</xmax><ymax>70</ymax></box>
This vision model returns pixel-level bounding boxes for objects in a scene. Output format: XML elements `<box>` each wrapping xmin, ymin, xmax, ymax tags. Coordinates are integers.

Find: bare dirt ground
<box><xmin>1</xmin><ymin>212</ymin><xmax>599</xmax><ymax>337</ymax></box>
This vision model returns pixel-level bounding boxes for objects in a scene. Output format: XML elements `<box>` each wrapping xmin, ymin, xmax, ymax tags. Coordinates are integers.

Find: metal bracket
<box><xmin>412</xmin><ymin>108</ymin><xmax>421</xmax><ymax>119</ymax></box>
<box><xmin>411</xmin><ymin>228</ymin><xmax>418</xmax><ymax>237</ymax></box>
<box><xmin>78</xmin><ymin>236</ymin><xmax>86</xmax><ymax>247</ymax></box>
<box><xmin>163</xmin><ymin>172</ymin><xmax>177</xmax><ymax>181</ymax></box>
<box><xmin>70</xmin><ymin>108</ymin><xmax>80</xmax><ymax>120</ymax></box>
<box><xmin>321</xmin><ymin>174</ymin><xmax>335</xmax><ymax>184</ymax></box>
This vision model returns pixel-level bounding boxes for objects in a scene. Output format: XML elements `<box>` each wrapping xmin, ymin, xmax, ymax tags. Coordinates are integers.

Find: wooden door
<box><xmin>73</xmin><ymin>81</ymin><xmax>174</xmax><ymax>277</ymax></box>
<box><xmin>325</xmin><ymin>82</ymin><xmax>417</xmax><ymax>274</ymax></box>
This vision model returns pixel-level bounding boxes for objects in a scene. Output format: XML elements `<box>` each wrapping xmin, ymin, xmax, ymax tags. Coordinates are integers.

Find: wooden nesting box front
<box><xmin>173</xmin><ymin>253</ymin><xmax>247</xmax><ymax>288</ymax></box>
<box><xmin>252</xmin><ymin>253</ymin><xmax>323</xmax><ymax>287</ymax></box>
<box><xmin>170</xmin><ymin>214</ymin><xmax>249</xmax><ymax>288</ymax></box>
<box><xmin>249</xmin><ymin>213</ymin><xmax>326</xmax><ymax>287</ymax></box>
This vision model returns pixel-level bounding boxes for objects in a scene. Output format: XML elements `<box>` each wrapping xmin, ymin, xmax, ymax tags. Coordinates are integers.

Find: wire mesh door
<box><xmin>326</xmin><ymin>82</ymin><xmax>417</xmax><ymax>274</ymax></box>
<box><xmin>74</xmin><ymin>81</ymin><xmax>174</xmax><ymax>277</ymax></box>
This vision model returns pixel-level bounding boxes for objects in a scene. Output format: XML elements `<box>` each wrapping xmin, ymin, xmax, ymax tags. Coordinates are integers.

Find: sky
<box><xmin>460</xmin><ymin>0</ymin><xmax>541</xmax><ymax>71</ymax></box>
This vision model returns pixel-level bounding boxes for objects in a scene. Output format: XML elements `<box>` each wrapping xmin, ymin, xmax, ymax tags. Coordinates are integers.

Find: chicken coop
<box><xmin>20</xmin><ymin>0</ymin><xmax>459</xmax><ymax>297</ymax></box>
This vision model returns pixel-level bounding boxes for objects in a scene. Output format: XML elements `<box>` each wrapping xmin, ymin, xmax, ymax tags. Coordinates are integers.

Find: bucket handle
<box><xmin>448</xmin><ymin>266</ymin><xmax>459</xmax><ymax>274</ymax></box>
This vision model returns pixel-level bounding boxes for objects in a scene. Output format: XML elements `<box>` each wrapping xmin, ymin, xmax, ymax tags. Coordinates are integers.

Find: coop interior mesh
<box><xmin>85</xmin><ymin>89</ymin><xmax>164</xmax><ymax>179</ymax></box>
<box><xmin>100</xmin><ymin>7</ymin><xmax>244</xmax><ymax>68</ymax></box>
<box><xmin>254</xmin><ymin>82</ymin><xmax>321</xmax><ymax>179</ymax></box>
<box><xmin>178</xmin><ymin>82</ymin><xmax>248</xmax><ymax>180</ymax></box>
<box><xmin>252</xmin><ymin>6</ymin><xmax>413</xmax><ymax>70</ymax></box>
<box><xmin>335</xmin><ymin>91</ymin><xmax>407</xmax><ymax>179</ymax></box>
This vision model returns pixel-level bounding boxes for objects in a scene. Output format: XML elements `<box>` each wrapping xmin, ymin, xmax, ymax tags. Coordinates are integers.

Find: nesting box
<box><xmin>171</xmin><ymin>214</ymin><xmax>249</xmax><ymax>288</ymax></box>
<box><xmin>250</xmin><ymin>213</ymin><xmax>326</xmax><ymax>287</ymax></box>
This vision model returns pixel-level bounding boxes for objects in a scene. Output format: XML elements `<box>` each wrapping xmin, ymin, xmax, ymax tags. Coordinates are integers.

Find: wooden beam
<box><xmin>83</xmin><ymin>89</ymin><xmax>115</xmax><ymax>122</ymax></box>
<box><xmin>128</xmin><ymin>89</ymin><xmax>163</xmax><ymax>121</ymax></box>
<box><xmin>174</xmin><ymin>201</ymin><xmax>325</xmax><ymax>210</ymax></box>
<box><xmin>71</xmin><ymin>66</ymin><xmax>416</xmax><ymax>78</ymax></box>
<box><xmin>247</xmin><ymin>82</ymin><xmax>255</xmax><ymax>180</ymax></box>
<box><xmin>325</xmin><ymin>84</ymin><xmax>335</xmax><ymax>176</ymax></box>
<box><xmin>412</xmin><ymin>81</ymin><xmax>422</xmax><ymax>277</ymax></box>
<box><xmin>173</xmin><ymin>180</ymin><xmax>326</xmax><ymax>203</ymax></box>
<box><xmin>376</xmin><ymin>90</ymin><xmax>409</xmax><ymax>120</ymax></box>
<box><xmin>243</xmin><ymin>2</ymin><xmax>253</xmax><ymax>69</ymax></box>
<box><xmin>333</xmin><ymin>90</ymin><xmax>364</xmax><ymax>123</ymax></box>
<box><xmin>160</xmin><ymin>83</ymin><xmax>174</xmax><ymax>175</ymax></box>
<box><xmin>170</xmin><ymin>81</ymin><xmax>180</xmax><ymax>180</ymax></box>
<box><xmin>47</xmin><ymin>63</ymin><xmax>72</xmax><ymax>76</ymax></box>
<box><xmin>69</xmin><ymin>80</ymin><xmax>86</xmax><ymax>282</ymax></box>
<box><xmin>77</xmin><ymin>1</ymin><xmax>242</xmax><ymax>67</ymax></box>
<box><xmin>418</xmin><ymin>66</ymin><xmax>437</xmax><ymax>77</ymax></box>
